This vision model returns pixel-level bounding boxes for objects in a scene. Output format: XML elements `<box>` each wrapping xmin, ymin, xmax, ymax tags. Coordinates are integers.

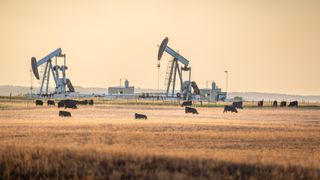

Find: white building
<box><xmin>108</xmin><ymin>79</ymin><xmax>134</xmax><ymax>95</ymax></box>
<box><xmin>199</xmin><ymin>81</ymin><xmax>227</xmax><ymax>102</ymax></box>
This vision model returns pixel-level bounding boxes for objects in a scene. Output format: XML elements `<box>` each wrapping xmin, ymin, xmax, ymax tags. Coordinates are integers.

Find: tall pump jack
<box><xmin>157</xmin><ymin>37</ymin><xmax>197</xmax><ymax>100</ymax></box>
<box><xmin>31</xmin><ymin>48</ymin><xmax>75</xmax><ymax>96</ymax></box>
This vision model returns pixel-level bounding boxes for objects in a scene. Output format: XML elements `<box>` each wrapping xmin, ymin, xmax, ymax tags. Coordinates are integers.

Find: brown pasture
<box><xmin>0</xmin><ymin>101</ymin><xmax>319</xmax><ymax>179</ymax></box>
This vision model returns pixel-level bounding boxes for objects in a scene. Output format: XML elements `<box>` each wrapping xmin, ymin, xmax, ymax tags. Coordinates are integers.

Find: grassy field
<box><xmin>0</xmin><ymin>99</ymin><xmax>319</xmax><ymax>179</ymax></box>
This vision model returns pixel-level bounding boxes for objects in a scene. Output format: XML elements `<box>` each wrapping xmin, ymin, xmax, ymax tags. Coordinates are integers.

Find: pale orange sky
<box><xmin>0</xmin><ymin>0</ymin><xmax>319</xmax><ymax>95</ymax></box>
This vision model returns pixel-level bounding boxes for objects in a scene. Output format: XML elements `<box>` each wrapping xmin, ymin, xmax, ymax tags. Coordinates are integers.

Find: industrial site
<box><xmin>1</xmin><ymin>0</ymin><xmax>320</xmax><ymax>179</ymax></box>
<box><xmin>28</xmin><ymin>37</ymin><xmax>227</xmax><ymax>102</ymax></box>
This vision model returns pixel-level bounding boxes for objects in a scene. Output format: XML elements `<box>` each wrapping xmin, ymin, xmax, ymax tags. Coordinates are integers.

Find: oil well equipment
<box><xmin>157</xmin><ymin>37</ymin><xmax>200</xmax><ymax>100</ymax></box>
<box><xmin>31</xmin><ymin>48</ymin><xmax>75</xmax><ymax>96</ymax></box>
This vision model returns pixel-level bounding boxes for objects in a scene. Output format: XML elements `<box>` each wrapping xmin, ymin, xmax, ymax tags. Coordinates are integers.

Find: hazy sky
<box><xmin>0</xmin><ymin>0</ymin><xmax>319</xmax><ymax>95</ymax></box>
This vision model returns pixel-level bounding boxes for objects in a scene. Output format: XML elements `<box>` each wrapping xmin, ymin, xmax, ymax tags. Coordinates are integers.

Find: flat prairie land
<box><xmin>0</xmin><ymin>101</ymin><xmax>319</xmax><ymax>179</ymax></box>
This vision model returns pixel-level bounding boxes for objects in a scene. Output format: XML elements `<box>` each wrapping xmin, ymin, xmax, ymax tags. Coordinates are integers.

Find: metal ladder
<box><xmin>164</xmin><ymin>59</ymin><xmax>174</xmax><ymax>90</ymax></box>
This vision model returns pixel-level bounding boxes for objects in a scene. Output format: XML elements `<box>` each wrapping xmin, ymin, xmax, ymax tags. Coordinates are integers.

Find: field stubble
<box><xmin>0</xmin><ymin>103</ymin><xmax>319</xmax><ymax>179</ymax></box>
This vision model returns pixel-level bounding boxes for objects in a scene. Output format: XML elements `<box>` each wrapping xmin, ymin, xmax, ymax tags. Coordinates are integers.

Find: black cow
<box><xmin>47</xmin><ymin>100</ymin><xmax>55</xmax><ymax>106</ymax></box>
<box><xmin>232</xmin><ymin>101</ymin><xmax>243</xmax><ymax>109</ymax></box>
<box><xmin>258</xmin><ymin>101</ymin><xmax>263</xmax><ymax>107</ymax></box>
<box><xmin>58</xmin><ymin>99</ymin><xmax>78</xmax><ymax>109</ymax></box>
<box><xmin>59</xmin><ymin>111</ymin><xmax>71</xmax><ymax>117</ymax></box>
<box><xmin>35</xmin><ymin>100</ymin><xmax>43</xmax><ymax>106</ymax></box>
<box><xmin>288</xmin><ymin>101</ymin><xmax>298</xmax><ymax>107</ymax></box>
<box><xmin>88</xmin><ymin>100</ymin><xmax>94</xmax><ymax>105</ymax></box>
<box><xmin>135</xmin><ymin>113</ymin><xmax>148</xmax><ymax>119</ymax></box>
<box><xmin>64</xmin><ymin>100</ymin><xmax>78</xmax><ymax>109</ymax></box>
<box><xmin>280</xmin><ymin>101</ymin><xmax>287</xmax><ymax>107</ymax></box>
<box><xmin>181</xmin><ymin>100</ymin><xmax>192</xmax><ymax>107</ymax></box>
<box><xmin>223</xmin><ymin>105</ymin><xmax>238</xmax><ymax>113</ymax></box>
<box><xmin>58</xmin><ymin>101</ymin><xmax>65</xmax><ymax>108</ymax></box>
<box><xmin>273</xmin><ymin>100</ymin><xmax>278</xmax><ymax>107</ymax></box>
<box><xmin>185</xmin><ymin>107</ymin><xmax>199</xmax><ymax>114</ymax></box>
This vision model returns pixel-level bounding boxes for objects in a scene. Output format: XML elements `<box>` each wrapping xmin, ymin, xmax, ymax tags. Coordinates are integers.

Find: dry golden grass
<box><xmin>0</xmin><ymin>101</ymin><xmax>319</xmax><ymax>179</ymax></box>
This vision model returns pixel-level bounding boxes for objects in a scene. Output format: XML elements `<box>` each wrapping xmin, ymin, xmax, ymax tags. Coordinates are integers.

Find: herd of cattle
<box><xmin>34</xmin><ymin>99</ymin><xmax>300</xmax><ymax>118</ymax></box>
<box><xmin>36</xmin><ymin>99</ymin><xmax>94</xmax><ymax>108</ymax></box>
<box><xmin>182</xmin><ymin>100</ymin><xmax>299</xmax><ymax>114</ymax></box>
<box><xmin>35</xmin><ymin>99</ymin><xmax>94</xmax><ymax>117</ymax></box>
<box><xmin>257</xmin><ymin>100</ymin><xmax>298</xmax><ymax>108</ymax></box>
<box><xmin>223</xmin><ymin>100</ymin><xmax>299</xmax><ymax>113</ymax></box>
<box><xmin>34</xmin><ymin>99</ymin><xmax>200</xmax><ymax>119</ymax></box>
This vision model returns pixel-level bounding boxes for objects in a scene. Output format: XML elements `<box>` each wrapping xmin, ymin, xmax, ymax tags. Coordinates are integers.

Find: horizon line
<box><xmin>0</xmin><ymin>84</ymin><xmax>319</xmax><ymax>97</ymax></box>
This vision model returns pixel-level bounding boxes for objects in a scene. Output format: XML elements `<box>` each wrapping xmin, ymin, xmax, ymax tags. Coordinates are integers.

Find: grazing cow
<box><xmin>232</xmin><ymin>101</ymin><xmax>243</xmax><ymax>109</ymax></box>
<box><xmin>57</xmin><ymin>99</ymin><xmax>78</xmax><ymax>109</ymax></box>
<box><xmin>59</xmin><ymin>111</ymin><xmax>71</xmax><ymax>117</ymax></box>
<box><xmin>223</xmin><ymin>105</ymin><xmax>238</xmax><ymax>113</ymax></box>
<box><xmin>35</xmin><ymin>100</ymin><xmax>43</xmax><ymax>106</ymax></box>
<box><xmin>135</xmin><ymin>113</ymin><xmax>148</xmax><ymax>119</ymax></box>
<box><xmin>185</xmin><ymin>107</ymin><xmax>199</xmax><ymax>114</ymax></box>
<box><xmin>64</xmin><ymin>100</ymin><xmax>78</xmax><ymax>109</ymax></box>
<box><xmin>47</xmin><ymin>100</ymin><xmax>55</xmax><ymax>106</ymax></box>
<box><xmin>288</xmin><ymin>101</ymin><xmax>298</xmax><ymax>107</ymax></box>
<box><xmin>58</xmin><ymin>101</ymin><xmax>65</xmax><ymax>108</ymax></box>
<box><xmin>280</xmin><ymin>101</ymin><xmax>287</xmax><ymax>107</ymax></box>
<box><xmin>258</xmin><ymin>100</ymin><xmax>263</xmax><ymax>107</ymax></box>
<box><xmin>273</xmin><ymin>100</ymin><xmax>278</xmax><ymax>107</ymax></box>
<box><xmin>88</xmin><ymin>100</ymin><xmax>94</xmax><ymax>105</ymax></box>
<box><xmin>181</xmin><ymin>100</ymin><xmax>192</xmax><ymax>107</ymax></box>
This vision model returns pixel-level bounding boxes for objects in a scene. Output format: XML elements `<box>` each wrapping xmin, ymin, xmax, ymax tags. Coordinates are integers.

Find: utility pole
<box><xmin>224</xmin><ymin>70</ymin><xmax>228</xmax><ymax>93</ymax></box>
